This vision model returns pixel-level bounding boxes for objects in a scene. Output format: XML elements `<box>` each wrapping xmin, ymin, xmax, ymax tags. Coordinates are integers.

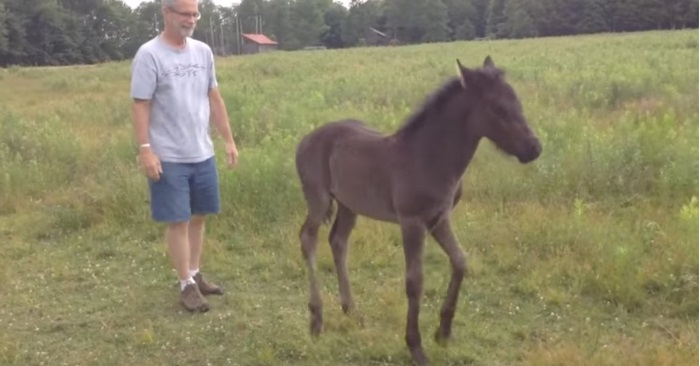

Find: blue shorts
<box><xmin>148</xmin><ymin>157</ymin><xmax>220</xmax><ymax>223</ymax></box>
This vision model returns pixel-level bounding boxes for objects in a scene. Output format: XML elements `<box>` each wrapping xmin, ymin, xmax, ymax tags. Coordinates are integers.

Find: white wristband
<box><xmin>139</xmin><ymin>143</ymin><xmax>150</xmax><ymax>149</ymax></box>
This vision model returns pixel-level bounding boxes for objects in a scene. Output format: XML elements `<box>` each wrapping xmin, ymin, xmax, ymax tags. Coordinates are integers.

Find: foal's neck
<box><xmin>402</xmin><ymin>97</ymin><xmax>481</xmax><ymax>184</ymax></box>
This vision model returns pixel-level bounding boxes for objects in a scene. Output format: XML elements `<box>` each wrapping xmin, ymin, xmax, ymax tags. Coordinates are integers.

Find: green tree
<box><xmin>470</xmin><ymin>0</ymin><xmax>490</xmax><ymax>38</ymax></box>
<box><xmin>637</xmin><ymin>0</ymin><xmax>666</xmax><ymax>29</ymax></box>
<box><xmin>291</xmin><ymin>0</ymin><xmax>331</xmax><ymax>47</ymax></box>
<box><xmin>487</xmin><ymin>0</ymin><xmax>508</xmax><ymax>37</ymax></box>
<box><xmin>608</xmin><ymin>0</ymin><xmax>645</xmax><ymax>32</ymax></box>
<box><xmin>265</xmin><ymin>0</ymin><xmax>299</xmax><ymax>50</ymax></box>
<box><xmin>687</xmin><ymin>0</ymin><xmax>699</xmax><ymax>28</ymax></box>
<box><xmin>124</xmin><ymin>1</ymin><xmax>161</xmax><ymax>58</ymax></box>
<box><xmin>1</xmin><ymin>0</ymin><xmax>28</xmax><ymax>66</ymax></box>
<box><xmin>386</xmin><ymin>0</ymin><xmax>450</xmax><ymax>43</ymax></box>
<box><xmin>191</xmin><ymin>0</ymin><xmax>220</xmax><ymax>48</ymax></box>
<box><xmin>578</xmin><ymin>0</ymin><xmax>609</xmax><ymax>34</ymax></box>
<box><xmin>0</xmin><ymin>1</ymin><xmax>9</xmax><ymax>56</ymax></box>
<box><xmin>531</xmin><ymin>0</ymin><xmax>580</xmax><ymax>36</ymax></box>
<box><xmin>322</xmin><ymin>2</ymin><xmax>348</xmax><ymax>48</ymax></box>
<box><xmin>0</xmin><ymin>0</ymin><xmax>699</xmax><ymax>67</ymax></box>
<box><xmin>11</xmin><ymin>0</ymin><xmax>81</xmax><ymax>65</ymax></box>
<box><xmin>237</xmin><ymin>0</ymin><xmax>265</xmax><ymax>34</ymax></box>
<box><xmin>663</xmin><ymin>0</ymin><xmax>697</xmax><ymax>28</ymax></box>
<box><xmin>502</xmin><ymin>0</ymin><xmax>537</xmax><ymax>38</ymax></box>
<box><xmin>454</xmin><ymin>18</ymin><xmax>476</xmax><ymax>40</ymax></box>
<box><xmin>443</xmin><ymin>0</ymin><xmax>477</xmax><ymax>40</ymax></box>
<box><xmin>421</xmin><ymin>0</ymin><xmax>451</xmax><ymax>42</ymax></box>
<box><xmin>341</xmin><ymin>0</ymin><xmax>383</xmax><ymax>46</ymax></box>
<box><xmin>95</xmin><ymin>0</ymin><xmax>133</xmax><ymax>60</ymax></box>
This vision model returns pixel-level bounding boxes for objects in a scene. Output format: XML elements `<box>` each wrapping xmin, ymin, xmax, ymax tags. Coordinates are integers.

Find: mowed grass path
<box><xmin>0</xmin><ymin>30</ymin><xmax>697</xmax><ymax>365</ymax></box>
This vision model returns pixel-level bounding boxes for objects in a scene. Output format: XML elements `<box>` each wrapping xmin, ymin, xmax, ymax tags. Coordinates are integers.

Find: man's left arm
<box><xmin>209</xmin><ymin>87</ymin><xmax>238</xmax><ymax>168</ymax></box>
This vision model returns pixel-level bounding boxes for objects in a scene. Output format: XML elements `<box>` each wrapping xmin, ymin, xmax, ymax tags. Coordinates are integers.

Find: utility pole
<box><xmin>220</xmin><ymin>18</ymin><xmax>225</xmax><ymax>55</ymax></box>
<box><xmin>210</xmin><ymin>19</ymin><xmax>215</xmax><ymax>53</ymax></box>
<box><xmin>235</xmin><ymin>14</ymin><xmax>241</xmax><ymax>55</ymax></box>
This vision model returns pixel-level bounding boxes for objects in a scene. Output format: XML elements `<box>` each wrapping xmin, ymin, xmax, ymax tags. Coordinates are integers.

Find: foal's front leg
<box><xmin>429</xmin><ymin>218</ymin><xmax>467</xmax><ymax>343</ymax></box>
<box><xmin>400</xmin><ymin>219</ymin><xmax>428</xmax><ymax>366</ymax></box>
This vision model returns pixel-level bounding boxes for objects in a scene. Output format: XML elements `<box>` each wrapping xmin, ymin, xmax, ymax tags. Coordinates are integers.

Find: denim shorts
<box><xmin>148</xmin><ymin>156</ymin><xmax>220</xmax><ymax>223</ymax></box>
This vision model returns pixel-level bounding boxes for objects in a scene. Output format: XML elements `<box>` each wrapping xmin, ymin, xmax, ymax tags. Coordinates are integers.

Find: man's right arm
<box><xmin>130</xmin><ymin>49</ymin><xmax>161</xmax><ymax>180</ymax></box>
<box><xmin>132</xmin><ymin>99</ymin><xmax>151</xmax><ymax>148</ymax></box>
<box><xmin>132</xmin><ymin>99</ymin><xmax>162</xmax><ymax>181</ymax></box>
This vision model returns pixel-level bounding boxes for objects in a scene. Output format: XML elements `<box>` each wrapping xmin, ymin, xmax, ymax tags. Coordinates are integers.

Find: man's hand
<box><xmin>225</xmin><ymin>141</ymin><xmax>238</xmax><ymax>168</ymax></box>
<box><xmin>138</xmin><ymin>147</ymin><xmax>162</xmax><ymax>181</ymax></box>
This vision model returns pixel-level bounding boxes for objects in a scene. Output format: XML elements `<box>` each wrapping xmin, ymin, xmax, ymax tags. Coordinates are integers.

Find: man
<box><xmin>130</xmin><ymin>0</ymin><xmax>238</xmax><ymax>312</ymax></box>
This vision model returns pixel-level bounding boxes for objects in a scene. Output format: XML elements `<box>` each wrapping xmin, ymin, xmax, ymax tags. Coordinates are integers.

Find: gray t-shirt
<box><xmin>130</xmin><ymin>36</ymin><xmax>218</xmax><ymax>163</ymax></box>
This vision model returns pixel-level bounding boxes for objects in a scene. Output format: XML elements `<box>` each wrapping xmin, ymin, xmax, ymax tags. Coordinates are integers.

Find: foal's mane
<box><xmin>395</xmin><ymin>77</ymin><xmax>464</xmax><ymax>136</ymax></box>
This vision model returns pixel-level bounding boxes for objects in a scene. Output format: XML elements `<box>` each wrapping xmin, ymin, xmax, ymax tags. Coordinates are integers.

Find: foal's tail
<box><xmin>297</xmin><ymin>195</ymin><xmax>336</xmax><ymax>239</ymax></box>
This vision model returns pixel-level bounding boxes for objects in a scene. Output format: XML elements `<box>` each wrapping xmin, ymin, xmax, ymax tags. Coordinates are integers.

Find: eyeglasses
<box><xmin>168</xmin><ymin>7</ymin><xmax>201</xmax><ymax>20</ymax></box>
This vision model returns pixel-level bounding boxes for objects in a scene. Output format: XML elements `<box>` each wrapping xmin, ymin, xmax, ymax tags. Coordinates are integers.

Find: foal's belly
<box><xmin>332</xmin><ymin>181</ymin><xmax>398</xmax><ymax>223</ymax></box>
<box><xmin>328</xmin><ymin>136</ymin><xmax>398</xmax><ymax>223</ymax></box>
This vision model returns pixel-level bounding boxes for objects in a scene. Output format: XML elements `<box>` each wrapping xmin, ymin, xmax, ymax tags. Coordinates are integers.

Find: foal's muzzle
<box><xmin>517</xmin><ymin>138</ymin><xmax>542</xmax><ymax>163</ymax></box>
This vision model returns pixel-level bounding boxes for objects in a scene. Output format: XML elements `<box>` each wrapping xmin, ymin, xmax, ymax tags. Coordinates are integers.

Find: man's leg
<box><xmin>188</xmin><ymin>214</ymin><xmax>222</xmax><ymax>295</ymax></box>
<box><xmin>167</xmin><ymin>221</ymin><xmax>191</xmax><ymax>283</ymax></box>
<box><xmin>189</xmin><ymin>157</ymin><xmax>223</xmax><ymax>295</ymax></box>
<box><xmin>188</xmin><ymin>214</ymin><xmax>205</xmax><ymax>274</ymax></box>
<box><xmin>150</xmin><ymin>161</ymin><xmax>209</xmax><ymax>312</ymax></box>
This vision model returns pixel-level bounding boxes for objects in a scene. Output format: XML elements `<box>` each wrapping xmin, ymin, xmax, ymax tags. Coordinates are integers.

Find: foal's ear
<box><xmin>455</xmin><ymin>58</ymin><xmax>467</xmax><ymax>88</ymax></box>
<box><xmin>482</xmin><ymin>55</ymin><xmax>505</xmax><ymax>79</ymax></box>
<box><xmin>483</xmin><ymin>55</ymin><xmax>495</xmax><ymax>68</ymax></box>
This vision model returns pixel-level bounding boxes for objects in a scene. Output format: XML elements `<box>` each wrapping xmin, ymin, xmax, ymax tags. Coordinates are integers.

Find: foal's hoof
<box><xmin>410</xmin><ymin>348</ymin><xmax>429</xmax><ymax>366</ymax></box>
<box><xmin>434</xmin><ymin>329</ymin><xmax>452</xmax><ymax>346</ymax></box>
<box><xmin>308</xmin><ymin>303</ymin><xmax>323</xmax><ymax>336</ymax></box>
<box><xmin>309</xmin><ymin>318</ymin><xmax>323</xmax><ymax>337</ymax></box>
<box><xmin>435</xmin><ymin>330</ymin><xmax>451</xmax><ymax>346</ymax></box>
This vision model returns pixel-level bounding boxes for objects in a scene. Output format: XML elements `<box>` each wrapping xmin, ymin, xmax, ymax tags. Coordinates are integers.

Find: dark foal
<box><xmin>295</xmin><ymin>56</ymin><xmax>541</xmax><ymax>365</ymax></box>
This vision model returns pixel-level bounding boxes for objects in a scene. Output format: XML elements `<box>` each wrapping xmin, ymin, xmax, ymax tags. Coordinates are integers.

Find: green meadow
<box><xmin>0</xmin><ymin>30</ymin><xmax>697</xmax><ymax>365</ymax></box>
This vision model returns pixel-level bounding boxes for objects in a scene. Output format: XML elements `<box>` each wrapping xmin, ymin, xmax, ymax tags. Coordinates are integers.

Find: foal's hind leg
<box><xmin>328</xmin><ymin>203</ymin><xmax>357</xmax><ymax>313</ymax></box>
<box><xmin>429</xmin><ymin>218</ymin><xmax>467</xmax><ymax>344</ymax></box>
<box><xmin>300</xmin><ymin>190</ymin><xmax>332</xmax><ymax>336</ymax></box>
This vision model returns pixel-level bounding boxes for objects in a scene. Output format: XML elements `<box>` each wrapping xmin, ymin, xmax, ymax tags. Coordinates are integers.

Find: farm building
<box><xmin>241</xmin><ymin>33</ymin><xmax>278</xmax><ymax>54</ymax></box>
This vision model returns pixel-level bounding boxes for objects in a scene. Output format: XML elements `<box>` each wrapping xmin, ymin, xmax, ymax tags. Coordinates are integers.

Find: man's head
<box><xmin>162</xmin><ymin>0</ymin><xmax>200</xmax><ymax>39</ymax></box>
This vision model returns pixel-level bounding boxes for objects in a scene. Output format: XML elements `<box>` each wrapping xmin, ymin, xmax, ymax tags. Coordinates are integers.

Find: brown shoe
<box><xmin>180</xmin><ymin>283</ymin><xmax>209</xmax><ymax>312</ymax></box>
<box><xmin>194</xmin><ymin>272</ymin><xmax>223</xmax><ymax>296</ymax></box>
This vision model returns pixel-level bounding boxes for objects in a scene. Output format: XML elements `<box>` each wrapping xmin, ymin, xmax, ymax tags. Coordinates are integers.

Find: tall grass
<box><xmin>0</xmin><ymin>30</ymin><xmax>696</xmax><ymax>365</ymax></box>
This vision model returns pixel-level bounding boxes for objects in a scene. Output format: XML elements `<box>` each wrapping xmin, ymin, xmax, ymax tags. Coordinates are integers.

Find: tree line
<box><xmin>0</xmin><ymin>0</ymin><xmax>697</xmax><ymax>67</ymax></box>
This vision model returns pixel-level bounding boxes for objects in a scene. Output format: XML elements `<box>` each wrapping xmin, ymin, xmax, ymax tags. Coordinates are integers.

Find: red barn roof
<box><xmin>241</xmin><ymin>34</ymin><xmax>278</xmax><ymax>45</ymax></box>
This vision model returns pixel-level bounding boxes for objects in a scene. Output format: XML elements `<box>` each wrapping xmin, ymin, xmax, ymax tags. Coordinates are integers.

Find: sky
<box><xmin>121</xmin><ymin>0</ymin><xmax>352</xmax><ymax>9</ymax></box>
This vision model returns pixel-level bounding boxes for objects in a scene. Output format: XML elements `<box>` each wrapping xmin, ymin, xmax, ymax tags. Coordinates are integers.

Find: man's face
<box><xmin>164</xmin><ymin>0</ymin><xmax>200</xmax><ymax>38</ymax></box>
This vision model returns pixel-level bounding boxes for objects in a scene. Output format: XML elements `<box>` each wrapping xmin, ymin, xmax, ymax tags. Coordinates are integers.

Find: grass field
<box><xmin>0</xmin><ymin>29</ymin><xmax>697</xmax><ymax>365</ymax></box>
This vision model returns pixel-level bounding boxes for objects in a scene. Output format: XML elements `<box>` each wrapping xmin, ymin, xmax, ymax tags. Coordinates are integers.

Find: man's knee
<box><xmin>166</xmin><ymin>221</ymin><xmax>189</xmax><ymax>237</ymax></box>
<box><xmin>190</xmin><ymin>214</ymin><xmax>205</xmax><ymax>226</ymax></box>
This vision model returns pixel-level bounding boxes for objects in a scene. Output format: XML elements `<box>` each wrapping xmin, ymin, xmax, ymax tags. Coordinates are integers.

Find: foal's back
<box><xmin>295</xmin><ymin>119</ymin><xmax>399</xmax><ymax>222</ymax></box>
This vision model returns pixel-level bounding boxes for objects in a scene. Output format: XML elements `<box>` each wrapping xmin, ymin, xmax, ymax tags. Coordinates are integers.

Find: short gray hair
<box><xmin>161</xmin><ymin>0</ymin><xmax>198</xmax><ymax>8</ymax></box>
